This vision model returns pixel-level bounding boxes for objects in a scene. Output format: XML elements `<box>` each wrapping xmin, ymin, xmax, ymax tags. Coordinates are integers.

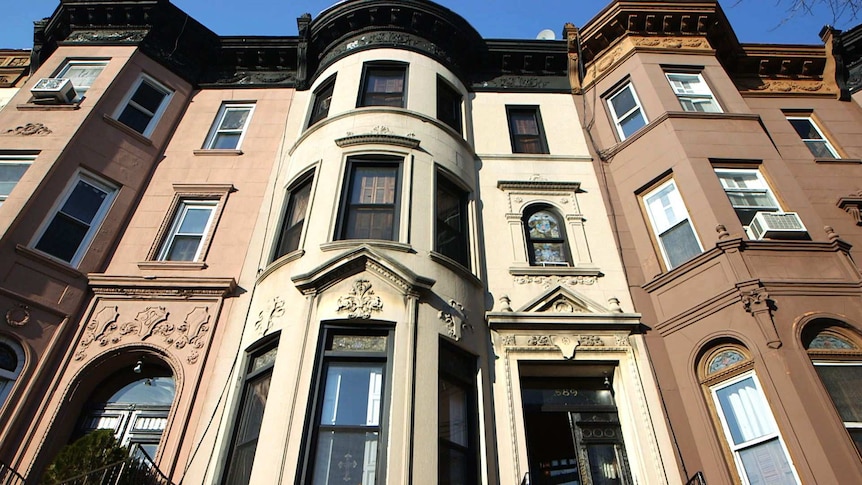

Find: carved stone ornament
<box><xmin>254</xmin><ymin>296</ymin><xmax>285</xmax><ymax>336</ymax></box>
<box><xmin>75</xmin><ymin>305</ymin><xmax>212</xmax><ymax>364</ymax></box>
<box><xmin>65</xmin><ymin>30</ymin><xmax>147</xmax><ymax>43</ymax></box>
<box><xmin>524</xmin><ymin>334</ymin><xmax>606</xmax><ymax>359</ymax></box>
<box><xmin>5</xmin><ymin>123</ymin><xmax>52</xmax><ymax>136</ymax></box>
<box><xmin>321</xmin><ymin>31</ymin><xmax>453</xmax><ymax>69</ymax></box>
<box><xmin>837</xmin><ymin>191</ymin><xmax>862</xmax><ymax>225</ymax></box>
<box><xmin>632</xmin><ymin>36</ymin><xmax>710</xmax><ymax>49</ymax></box>
<box><xmin>500</xmin><ymin>335</ymin><xmax>516</xmax><ymax>346</ymax></box>
<box><xmin>5</xmin><ymin>304</ymin><xmax>30</xmax><ymax>327</ymax></box>
<box><xmin>514</xmin><ymin>275</ymin><xmax>597</xmax><ymax>288</ymax></box>
<box><xmin>741</xmin><ymin>287</ymin><xmax>781</xmax><ymax>349</ymax></box>
<box><xmin>734</xmin><ymin>78</ymin><xmax>828</xmax><ymax>95</ymax></box>
<box><xmin>439</xmin><ymin>299</ymin><xmax>472</xmax><ymax>341</ymax></box>
<box><xmin>528</xmin><ymin>335</ymin><xmax>554</xmax><ymax>346</ymax></box>
<box><xmin>336</xmin><ymin>279</ymin><xmax>383</xmax><ymax>319</ymax></box>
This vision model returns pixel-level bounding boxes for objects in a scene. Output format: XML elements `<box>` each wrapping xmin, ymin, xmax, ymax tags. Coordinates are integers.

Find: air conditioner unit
<box><xmin>30</xmin><ymin>78</ymin><xmax>77</xmax><ymax>103</ymax></box>
<box><xmin>748</xmin><ymin>211</ymin><xmax>808</xmax><ymax>240</ymax></box>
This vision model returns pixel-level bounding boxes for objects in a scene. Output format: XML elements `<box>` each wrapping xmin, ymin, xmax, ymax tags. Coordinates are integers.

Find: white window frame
<box><xmin>710</xmin><ymin>372</ymin><xmax>801</xmax><ymax>485</ymax></box>
<box><xmin>203</xmin><ymin>103</ymin><xmax>255</xmax><ymax>150</ymax></box>
<box><xmin>0</xmin><ymin>154</ymin><xmax>35</xmax><ymax>206</ymax></box>
<box><xmin>714</xmin><ymin>168</ymin><xmax>781</xmax><ymax>228</ymax></box>
<box><xmin>0</xmin><ymin>337</ymin><xmax>25</xmax><ymax>410</ymax></box>
<box><xmin>643</xmin><ymin>179</ymin><xmax>703</xmax><ymax>270</ymax></box>
<box><xmin>786</xmin><ymin>116</ymin><xmax>840</xmax><ymax>159</ymax></box>
<box><xmin>31</xmin><ymin>171</ymin><xmax>117</xmax><ymax>267</ymax></box>
<box><xmin>56</xmin><ymin>60</ymin><xmax>108</xmax><ymax>100</ymax></box>
<box><xmin>665</xmin><ymin>72</ymin><xmax>721</xmax><ymax>113</ymax></box>
<box><xmin>157</xmin><ymin>200</ymin><xmax>218</xmax><ymax>262</ymax></box>
<box><xmin>113</xmin><ymin>74</ymin><xmax>173</xmax><ymax>137</ymax></box>
<box><xmin>607</xmin><ymin>82</ymin><xmax>648</xmax><ymax>140</ymax></box>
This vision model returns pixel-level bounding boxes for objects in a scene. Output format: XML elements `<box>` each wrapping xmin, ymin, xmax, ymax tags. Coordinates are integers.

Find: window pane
<box><xmin>330</xmin><ymin>335</ymin><xmax>388</xmax><ymax>353</ymax></box>
<box><xmin>61</xmin><ymin>180</ymin><xmax>108</xmax><ymax>224</ymax></box>
<box><xmin>528</xmin><ymin>211</ymin><xmax>562</xmax><ymax>239</ymax></box>
<box><xmin>132</xmin><ymin>82</ymin><xmax>166</xmax><ymax>113</ymax></box>
<box><xmin>177</xmin><ymin>207</ymin><xmax>213</xmax><ymax>234</ymax></box>
<box><xmin>660</xmin><ymin>220</ymin><xmax>700</xmax><ymax>268</ymax></box>
<box><xmin>211</xmin><ymin>133</ymin><xmax>240</xmax><ymax>150</ymax></box>
<box><xmin>619</xmin><ymin>109</ymin><xmax>647</xmax><ymax>138</ymax></box>
<box><xmin>510</xmin><ymin>111</ymin><xmax>539</xmax><ymax>135</ymax></box>
<box><xmin>352</xmin><ymin>167</ymin><xmax>396</xmax><ymax>204</ymax></box>
<box><xmin>312</xmin><ymin>431</ymin><xmax>378</xmax><ymax>485</ymax></box>
<box><xmin>35</xmin><ymin>213</ymin><xmax>88</xmax><ymax>262</ymax></box>
<box><xmin>165</xmin><ymin>235</ymin><xmax>203</xmax><ymax>261</ymax></box>
<box><xmin>220</xmin><ymin>108</ymin><xmax>250</xmax><ymax>130</ymax></box>
<box><xmin>346</xmin><ymin>208</ymin><xmax>394</xmax><ymax>240</ymax></box>
<box><xmin>118</xmin><ymin>105</ymin><xmax>153</xmax><ymax>133</ymax></box>
<box><xmin>738</xmin><ymin>438</ymin><xmax>798</xmax><ymax>485</ymax></box>
<box><xmin>587</xmin><ymin>444</ymin><xmax>624</xmax><ymax>485</ymax></box>
<box><xmin>0</xmin><ymin>163</ymin><xmax>30</xmax><ymax>197</ymax></box>
<box><xmin>814</xmin><ymin>364</ymin><xmax>862</xmax><ymax>422</ymax></box>
<box><xmin>610</xmin><ymin>87</ymin><xmax>637</xmax><ymax>116</ymax></box>
<box><xmin>224</xmin><ymin>361</ymin><xmax>274</xmax><ymax>485</ymax></box>
<box><xmin>532</xmin><ymin>243</ymin><xmax>567</xmax><ymax>264</ymax></box>
<box><xmin>320</xmin><ymin>365</ymin><xmax>383</xmax><ymax>426</ymax></box>
<box><xmin>715</xmin><ymin>377</ymin><xmax>776</xmax><ymax>445</ymax></box>
<box><xmin>789</xmin><ymin>119</ymin><xmax>820</xmax><ymax>139</ymax></box>
<box><xmin>0</xmin><ymin>344</ymin><xmax>17</xmax><ymax>372</ymax></box>
<box><xmin>439</xmin><ymin>378</ymin><xmax>468</xmax><ymax>446</ymax></box>
<box><xmin>439</xmin><ymin>444</ymin><xmax>469</xmax><ymax>485</ymax></box>
<box><xmin>805</xmin><ymin>140</ymin><xmax>837</xmax><ymax>159</ymax></box>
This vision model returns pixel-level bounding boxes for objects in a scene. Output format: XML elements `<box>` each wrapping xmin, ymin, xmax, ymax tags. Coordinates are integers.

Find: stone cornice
<box><xmin>87</xmin><ymin>275</ymin><xmax>237</xmax><ymax>298</ymax></box>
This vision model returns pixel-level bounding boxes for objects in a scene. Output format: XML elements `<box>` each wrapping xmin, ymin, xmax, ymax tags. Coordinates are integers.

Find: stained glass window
<box><xmin>707</xmin><ymin>349</ymin><xmax>746</xmax><ymax>375</ymax></box>
<box><xmin>524</xmin><ymin>207</ymin><xmax>569</xmax><ymax>266</ymax></box>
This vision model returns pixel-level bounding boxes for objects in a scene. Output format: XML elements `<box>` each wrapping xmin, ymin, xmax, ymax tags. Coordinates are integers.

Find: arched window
<box><xmin>803</xmin><ymin>321</ymin><xmax>862</xmax><ymax>456</ymax></box>
<box><xmin>0</xmin><ymin>337</ymin><xmax>25</xmax><ymax>409</ymax></box>
<box><xmin>523</xmin><ymin>205</ymin><xmax>570</xmax><ymax>266</ymax></box>
<box><xmin>699</xmin><ymin>343</ymin><xmax>800</xmax><ymax>485</ymax></box>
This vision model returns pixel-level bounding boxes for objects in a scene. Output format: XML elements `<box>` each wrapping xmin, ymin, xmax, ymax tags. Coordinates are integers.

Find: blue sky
<box><xmin>0</xmin><ymin>0</ymin><xmax>854</xmax><ymax>50</ymax></box>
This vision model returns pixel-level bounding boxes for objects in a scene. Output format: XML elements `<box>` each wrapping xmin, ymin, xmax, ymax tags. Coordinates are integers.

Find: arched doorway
<box><xmin>76</xmin><ymin>361</ymin><xmax>175</xmax><ymax>459</ymax></box>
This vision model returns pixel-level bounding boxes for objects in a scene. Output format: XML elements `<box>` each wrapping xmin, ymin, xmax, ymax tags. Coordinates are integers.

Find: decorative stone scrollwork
<box><xmin>837</xmin><ymin>191</ymin><xmax>862</xmax><ymax>225</ymax></box>
<box><xmin>255</xmin><ymin>296</ymin><xmax>285</xmax><ymax>336</ymax></box>
<box><xmin>514</xmin><ymin>275</ymin><xmax>598</xmax><ymax>288</ymax></box>
<box><xmin>336</xmin><ymin>279</ymin><xmax>383</xmax><ymax>319</ymax></box>
<box><xmin>5</xmin><ymin>304</ymin><xmax>30</xmax><ymax>327</ymax></box>
<box><xmin>439</xmin><ymin>299</ymin><xmax>471</xmax><ymax>341</ymax></box>
<box><xmin>528</xmin><ymin>335</ymin><xmax>554</xmax><ymax>346</ymax></box>
<box><xmin>741</xmin><ymin>286</ymin><xmax>781</xmax><ymax>349</ymax></box>
<box><xmin>500</xmin><ymin>335</ymin><xmax>516</xmax><ymax>346</ymax></box>
<box><xmin>5</xmin><ymin>123</ymin><xmax>52</xmax><ymax>136</ymax></box>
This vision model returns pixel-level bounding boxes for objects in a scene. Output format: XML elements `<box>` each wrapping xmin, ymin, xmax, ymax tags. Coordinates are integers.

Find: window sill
<box><xmin>17</xmin><ymin>102</ymin><xmax>80</xmax><ymax>111</ymax></box>
<box><xmin>429</xmin><ymin>252</ymin><xmax>482</xmax><ymax>288</ymax></box>
<box><xmin>508</xmin><ymin>265</ymin><xmax>602</xmax><ymax>277</ymax></box>
<box><xmin>192</xmin><ymin>149</ymin><xmax>244</xmax><ymax>156</ymax></box>
<box><xmin>321</xmin><ymin>240</ymin><xmax>414</xmax><ymax>253</ymax></box>
<box><xmin>258</xmin><ymin>249</ymin><xmax>305</xmax><ymax>282</ymax></box>
<box><xmin>137</xmin><ymin>261</ymin><xmax>208</xmax><ymax>271</ymax></box>
<box><xmin>815</xmin><ymin>157</ymin><xmax>862</xmax><ymax>164</ymax></box>
<box><xmin>102</xmin><ymin>115</ymin><xmax>153</xmax><ymax>146</ymax></box>
<box><xmin>15</xmin><ymin>244</ymin><xmax>83</xmax><ymax>278</ymax></box>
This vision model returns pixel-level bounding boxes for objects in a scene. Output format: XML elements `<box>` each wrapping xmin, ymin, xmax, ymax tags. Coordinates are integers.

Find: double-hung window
<box><xmin>0</xmin><ymin>154</ymin><xmax>35</xmax><ymax>206</ymax></box>
<box><xmin>523</xmin><ymin>205</ymin><xmax>570</xmax><ymax>266</ymax></box>
<box><xmin>358</xmin><ymin>63</ymin><xmax>407</xmax><ymax>108</ymax></box>
<box><xmin>666</xmin><ymin>72</ymin><xmax>721</xmax><ymax>112</ymax></box>
<box><xmin>437</xmin><ymin>78</ymin><xmax>462</xmax><ymax>133</ymax></box>
<box><xmin>711</xmin><ymin>373</ymin><xmax>800</xmax><ymax>485</ymax></box>
<box><xmin>435</xmin><ymin>175</ymin><xmax>469</xmax><ymax>267</ymax></box>
<box><xmin>643</xmin><ymin>179</ymin><xmax>702</xmax><ymax>270</ymax></box>
<box><xmin>204</xmin><ymin>103</ymin><xmax>255</xmax><ymax>150</ymax></box>
<box><xmin>438</xmin><ymin>342</ymin><xmax>478</xmax><ymax>485</ymax></box>
<box><xmin>309</xmin><ymin>76</ymin><xmax>336</xmax><ymax>127</ymax></box>
<box><xmin>115</xmin><ymin>75</ymin><xmax>172</xmax><ymax>137</ymax></box>
<box><xmin>33</xmin><ymin>172</ymin><xmax>117</xmax><ymax>266</ymax></box>
<box><xmin>304</xmin><ymin>328</ymin><xmax>391</xmax><ymax>485</ymax></box>
<box><xmin>786</xmin><ymin>115</ymin><xmax>840</xmax><ymax>159</ymax></box>
<box><xmin>223</xmin><ymin>341</ymin><xmax>278</xmax><ymax>485</ymax></box>
<box><xmin>157</xmin><ymin>200</ymin><xmax>217</xmax><ymax>261</ymax></box>
<box><xmin>715</xmin><ymin>168</ymin><xmax>780</xmax><ymax>227</ymax></box>
<box><xmin>0</xmin><ymin>338</ymin><xmax>24</xmax><ymax>410</ymax></box>
<box><xmin>274</xmin><ymin>173</ymin><xmax>314</xmax><ymax>259</ymax></box>
<box><xmin>339</xmin><ymin>158</ymin><xmax>401</xmax><ymax>241</ymax></box>
<box><xmin>506</xmin><ymin>106</ymin><xmax>549</xmax><ymax>154</ymax></box>
<box><xmin>607</xmin><ymin>83</ymin><xmax>647</xmax><ymax>140</ymax></box>
<box><xmin>57</xmin><ymin>60</ymin><xmax>107</xmax><ymax>100</ymax></box>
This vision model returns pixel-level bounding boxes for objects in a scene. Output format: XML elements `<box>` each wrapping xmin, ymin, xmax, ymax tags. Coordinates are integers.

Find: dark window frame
<box><xmin>506</xmin><ymin>106</ymin><xmax>549</xmax><ymax>154</ymax></box>
<box><xmin>435</xmin><ymin>173</ymin><xmax>470</xmax><ymax>268</ymax></box>
<box><xmin>337</xmin><ymin>157</ymin><xmax>403</xmax><ymax>241</ymax></box>
<box><xmin>274</xmin><ymin>171</ymin><xmax>314</xmax><ymax>260</ymax></box>
<box><xmin>308</xmin><ymin>75</ymin><xmax>337</xmax><ymax>127</ymax></box>
<box><xmin>438</xmin><ymin>341</ymin><xmax>479</xmax><ymax>485</ymax></box>
<box><xmin>357</xmin><ymin>62</ymin><xmax>408</xmax><ymax>108</ymax></box>
<box><xmin>523</xmin><ymin>204</ymin><xmax>571</xmax><ymax>267</ymax></box>
<box><xmin>436</xmin><ymin>77</ymin><xmax>463</xmax><ymax>134</ymax></box>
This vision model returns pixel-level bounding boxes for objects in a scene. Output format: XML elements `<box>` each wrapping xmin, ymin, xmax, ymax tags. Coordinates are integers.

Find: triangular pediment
<box><xmin>291</xmin><ymin>245</ymin><xmax>435</xmax><ymax>296</ymax></box>
<box><xmin>517</xmin><ymin>286</ymin><xmax>609</xmax><ymax>314</ymax></box>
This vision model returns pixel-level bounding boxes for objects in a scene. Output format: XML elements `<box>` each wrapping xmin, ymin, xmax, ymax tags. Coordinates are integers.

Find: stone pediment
<box><xmin>517</xmin><ymin>285</ymin><xmax>610</xmax><ymax>314</ymax></box>
<box><xmin>291</xmin><ymin>245</ymin><xmax>435</xmax><ymax>296</ymax></box>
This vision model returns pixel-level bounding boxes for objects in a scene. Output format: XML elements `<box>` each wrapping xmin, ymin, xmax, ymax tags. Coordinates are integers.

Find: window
<box><xmin>358</xmin><ymin>63</ymin><xmax>406</xmax><ymax>108</ymax></box>
<box><xmin>506</xmin><ymin>106</ymin><xmax>548</xmax><ymax>154</ymax></box>
<box><xmin>204</xmin><ymin>103</ymin><xmax>255</xmax><ymax>150</ymax></box>
<box><xmin>304</xmin><ymin>328</ymin><xmax>391</xmax><ymax>484</ymax></box>
<box><xmin>57</xmin><ymin>60</ymin><xmax>107</xmax><ymax>100</ymax></box>
<box><xmin>643</xmin><ymin>179</ymin><xmax>702</xmax><ymax>270</ymax></box>
<box><xmin>0</xmin><ymin>338</ymin><xmax>24</xmax><ymax>410</ymax></box>
<box><xmin>223</xmin><ymin>341</ymin><xmax>278</xmax><ymax>485</ymax></box>
<box><xmin>607</xmin><ymin>83</ymin><xmax>648</xmax><ymax>140</ymax></box>
<box><xmin>33</xmin><ymin>172</ymin><xmax>117</xmax><ymax>266</ymax></box>
<box><xmin>665</xmin><ymin>72</ymin><xmax>721</xmax><ymax>113</ymax></box>
<box><xmin>339</xmin><ymin>159</ymin><xmax>401</xmax><ymax>241</ymax></box>
<box><xmin>157</xmin><ymin>200</ymin><xmax>217</xmax><ymax>261</ymax></box>
<box><xmin>520</xmin><ymin>372</ymin><xmax>633</xmax><ymax>485</ymax></box>
<box><xmin>0</xmin><ymin>154</ymin><xmax>35</xmax><ymax>206</ymax></box>
<box><xmin>439</xmin><ymin>342</ymin><xmax>478</xmax><ymax>485</ymax></box>
<box><xmin>309</xmin><ymin>76</ymin><xmax>336</xmax><ymax>127</ymax></box>
<box><xmin>274</xmin><ymin>173</ymin><xmax>313</xmax><ymax>259</ymax></box>
<box><xmin>115</xmin><ymin>75</ymin><xmax>172</xmax><ymax>136</ymax></box>
<box><xmin>436</xmin><ymin>175</ymin><xmax>469</xmax><ymax>267</ymax></box>
<box><xmin>523</xmin><ymin>205</ymin><xmax>570</xmax><ymax>267</ymax></box>
<box><xmin>786</xmin><ymin>116</ymin><xmax>839</xmax><ymax>159</ymax></box>
<box><xmin>715</xmin><ymin>168</ymin><xmax>780</xmax><ymax>226</ymax></box>
<box><xmin>803</xmin><ymin>323</ymin><xmax>862</xmax><ymax>456</ymax></box>
<box><xmin>437</xmin><ymin>78</ymin><xmax>462</xmax><ymax>133</ymax></box>
<box><xmin>710</xmin><ymin>373</ymin><xmax>800</xmax><ymax>485</ymax></box>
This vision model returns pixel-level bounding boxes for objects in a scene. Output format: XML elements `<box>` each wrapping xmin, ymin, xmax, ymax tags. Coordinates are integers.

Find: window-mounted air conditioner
<box><xmin>30</xmin><ymin>78</ymin><xmax>77</xmax><ymax>103</ymax></box>
<box><xmin>748</xmin><ymin>211</ymin><xmax>807</xmax><ymax>240</ymax></box>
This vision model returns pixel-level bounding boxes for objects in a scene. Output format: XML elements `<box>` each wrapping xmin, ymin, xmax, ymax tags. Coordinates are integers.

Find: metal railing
<box><xmin>49</xmin><ymin>445</ymin><xmax>171</xmax><ymax>485</ymax></box>
<box><xmin>0</xmin><ymin>461</ymin><xmax>26</xmax><ymax>485</ymax></box>
<box><xmin>686</xmin><ymin>471</ymin><xmax>707</xmax><ymax>485</ymax></box>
